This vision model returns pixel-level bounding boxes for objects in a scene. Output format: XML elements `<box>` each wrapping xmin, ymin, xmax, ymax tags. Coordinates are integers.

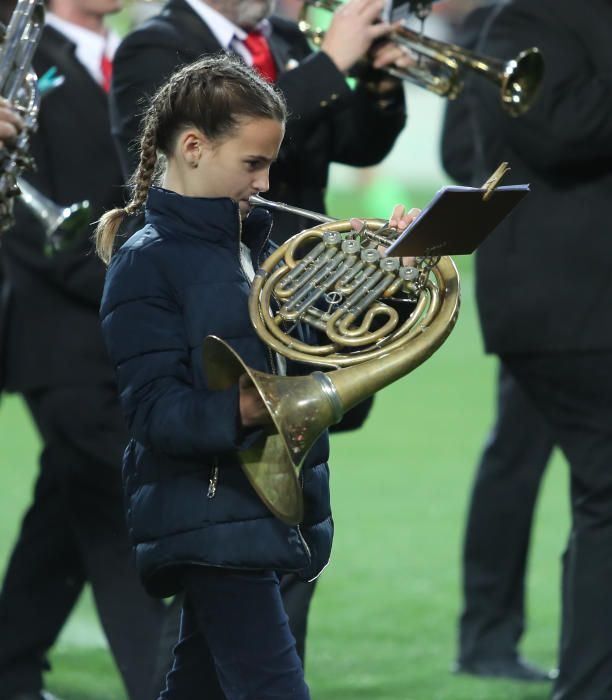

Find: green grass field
<box><xmin>0</xmin><ymin>190</ymin><xmax>570</xmax><ymax>699</ymax></box>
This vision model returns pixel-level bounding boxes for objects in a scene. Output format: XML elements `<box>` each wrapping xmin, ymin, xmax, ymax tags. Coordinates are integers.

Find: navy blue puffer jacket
<box><xmin>100</xmin><ymin>187</ymin><xmax>332</xmax><ymax>597</ymax></box>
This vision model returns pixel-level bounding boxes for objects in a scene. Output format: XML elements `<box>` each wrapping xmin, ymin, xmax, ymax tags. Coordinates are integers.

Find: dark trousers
<box><xmin>503</xmin><ymin>351</ymin><xmax>612</xmax><ymax>700</ymax></box>
<box><xmin>0</xmin><ymin>385</ymin><xmax>170</xmax><ymax>700</ymax></box>
<box><xmin>458</xmin><ymin>364</ymin><xmax>554</xmax><ymax>663</ymax></box>
<box><xmin>279</xmin><ymin>574</ymin><xmax>317</xmax><ymax>665</ymax></box>
<box><xmin>155</xmin><ymin>577</ymin><xmax>317</xmax><ymax>697</ymax></box>
<box><xmin>160</xmin><ymin>567</ymin><xmax>310</xmax><ymax>700</ymax></box>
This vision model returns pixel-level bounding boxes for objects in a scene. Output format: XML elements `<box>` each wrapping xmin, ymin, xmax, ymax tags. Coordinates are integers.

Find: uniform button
<box><xmin>331</xmin><ymin>93</ymin><xmax>338</xmax><ymax>100</ymax></box>
<box><xmin>320</xmin><ymin>99</ymin><xmax>328</xmax><ymax>107</ymax></box>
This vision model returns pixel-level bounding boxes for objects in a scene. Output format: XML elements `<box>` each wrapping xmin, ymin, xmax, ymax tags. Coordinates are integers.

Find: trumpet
<box><xmin>203</xmin><ymin>196</ymin><xmax>460</xmax><ymax>524</ymax></box>
<box><xmin>299</xmin><ymin>0</ymin><xmax>544</xmax><ymax>116</ymax></box>
<box><xmin>17</xmin><ymin>177</ymin><xmax>91</xmax><ymax>254</ymax></box>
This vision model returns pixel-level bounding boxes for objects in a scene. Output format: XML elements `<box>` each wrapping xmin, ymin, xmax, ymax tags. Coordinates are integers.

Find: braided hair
<box><xmin>95</xmin><ymin>54</ymin><xmax>287</xmax><ymax>263</ymax></box>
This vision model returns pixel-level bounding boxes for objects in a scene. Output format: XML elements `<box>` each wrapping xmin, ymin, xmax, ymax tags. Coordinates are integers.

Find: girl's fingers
<box><xmin>388</xmin><ymin>203</ymin><xmax>406</xmax><ymax>228</ymax></box>
<box><xmin>390</xmin><ymin>206</ymin><xmax>421</xmax><ymax>230</ymax></box>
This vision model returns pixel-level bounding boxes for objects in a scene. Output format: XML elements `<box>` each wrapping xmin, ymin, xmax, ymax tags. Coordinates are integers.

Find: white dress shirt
<box><xmin>239</xmin><ymin>241</ymin><xmax>287</xmax><ymax>376</ymax></box>
<box><xmin>45</xmin><ymin>13</ymin><xmax>120</xmax><ymax>87</ymax></box>
<box><xmin>181</xmin><ymin>0</ymin><xmax>271</xmax><ymax>65</ymax></box>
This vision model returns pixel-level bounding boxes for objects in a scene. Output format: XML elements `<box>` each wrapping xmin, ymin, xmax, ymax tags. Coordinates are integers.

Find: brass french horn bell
<box><xmin>299</xmin><ymin>0</ymin><xmax>544</xmax><ymax>116</ymax></box>
<box><xmin>203</xmin><ymin>200</ymin><xmax>461</xmax><ymax>525</ymax></box>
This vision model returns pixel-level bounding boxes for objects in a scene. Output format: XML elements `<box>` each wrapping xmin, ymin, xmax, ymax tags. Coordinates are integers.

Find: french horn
<box><xmin>202</xmin><ymin>197</ymin><xmax>460</xmax><ymax>525</ymax></box>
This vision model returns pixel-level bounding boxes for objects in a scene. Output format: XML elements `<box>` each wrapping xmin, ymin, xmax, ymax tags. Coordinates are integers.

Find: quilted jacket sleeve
<box><xmin>100</xmin><ymin>243</ymin><xmax>259</xmax><ymax>458</ymax></box>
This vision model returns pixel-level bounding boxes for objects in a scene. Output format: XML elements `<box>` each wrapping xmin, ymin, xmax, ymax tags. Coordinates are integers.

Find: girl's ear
<box><xmin>178</xmin><ymin>128</ymin><xmax>208</xmax><ymax>168</ymax></box>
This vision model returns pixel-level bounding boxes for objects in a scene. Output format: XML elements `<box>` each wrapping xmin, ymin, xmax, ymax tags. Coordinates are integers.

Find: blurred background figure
<box><xmin>275</xmin><ymin>0</ymin><xmax>301</xmax><ymax>21</ymax></box>
<box><xmin>449</xmin><ymin>0</ymin><xmax>612</xmax><ymax>697</ymax></box>
<box><xmin>110</xmin><ymin>0</ymin><xmax>409</xmax><ymax>243</ymax></box>
<box><xmin>0</xmin><ymin>0</ymin><xmax>170</xmax><ymax>698</ymax></box>
<box><xmin>440</xmin><ymin>0</ymin><xmax>556</xmax><ymax>682</ymax></box>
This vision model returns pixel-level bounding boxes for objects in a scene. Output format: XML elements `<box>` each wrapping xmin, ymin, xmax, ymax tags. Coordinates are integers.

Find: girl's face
<box><xmin>169</xmin><ymin>117</ymin><xmax>284</xmax><ymax>219</ymax></box>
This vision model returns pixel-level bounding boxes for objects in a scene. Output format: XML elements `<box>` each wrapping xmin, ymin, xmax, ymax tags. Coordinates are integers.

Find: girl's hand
<box><xmin>350</xmin><ymin>203</ymin><xmax>421</xmax><ymax>266</ymax></box>
<box><xmin>387</xmin><ymin>203</ymin><xmax>419</xmax><ymax>265</ymax></box>
<box><xmin>388</xmin><ymin>203</ymin><xmax>420</xmax><ymax>233</ymax></box>
<box><xmin>239</xmin><ymin>374</ymin><xmax>273</xmax><ymax>428</ymax></box>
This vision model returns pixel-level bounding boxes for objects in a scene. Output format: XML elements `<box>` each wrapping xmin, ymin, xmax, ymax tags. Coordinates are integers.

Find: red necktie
<box><xmin>243</xmin><ymin>31</ymin><xmax>277</xmax><ymax>83</ymax></box>
<box><xmin>100</xmin><ymin>54</ymin><xmax>112</xmax><ymax>93</ymax></box>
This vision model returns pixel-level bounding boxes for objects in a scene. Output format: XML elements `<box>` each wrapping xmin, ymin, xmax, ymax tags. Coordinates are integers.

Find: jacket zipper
<box><xmin>296</xmin><ymin>470</ymin><xmax>311</xmax><ymax>558</ymax></box>
<box><xmin>238</xmin><ymin>212</ymin><xmax>314</xmax><ymax>567</ymax></box>
<box><xmin>237</xmin><ymin>208</ymin><xmax>277</xmax><ymax>374</ymax></box>
<box><xmin>207</xmin><ymin>458</ymin><xmax>219</xmax><ymax>499</ymax></box>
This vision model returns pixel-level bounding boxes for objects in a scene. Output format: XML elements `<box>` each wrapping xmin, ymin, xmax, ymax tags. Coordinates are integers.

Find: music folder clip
<box><xmin>384</xmin><ymin>163</ymin><xmax>529</xmax><ymax>258</ymax></box>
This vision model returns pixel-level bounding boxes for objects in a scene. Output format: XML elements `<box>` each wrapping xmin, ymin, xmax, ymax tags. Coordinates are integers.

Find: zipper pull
<box><xmin>207</xmin><ymin>465</ymin><xmax>219</xmax><ymax>499</ymax></box>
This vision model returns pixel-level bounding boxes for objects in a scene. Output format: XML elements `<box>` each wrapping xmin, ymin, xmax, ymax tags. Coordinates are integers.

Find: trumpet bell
<box><xmin>16</xmin><ymin>177</ymin><xmax>91</xmax><ymax>254</ymax></box>
<box><xmin>501</xmin><ymin>48</ymin><xmax>545</xmax><ymax>117</ymax></box>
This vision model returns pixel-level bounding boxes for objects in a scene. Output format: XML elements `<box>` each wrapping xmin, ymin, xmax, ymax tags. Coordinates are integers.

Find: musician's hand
<box><xmin>322</xmin><ymin>0</ymin><xmax>396</xmax><ymax>74</ymax></box>
<box><xmin>371</xmin><ymin>40</ymin><xmax>416</xmax><ymax>71</ymax></box>
<box><xmin>388</xmin><ymin>203</ymin><xmax>420</xmax><ymax>267</ymax></box>
<box><xmin>349</xmin><ymin>204</ymin><xmax>419</xmax><ymax>266</ymax></box>
<box><xmin>239</xmin><ymin>374</ymin><xmax>273</xmax><ymax>428</ymax></box>
<box><xmin>389</xmin><ymin>203</ymin><xmax>420</xmax><ymax>231</ymax></box>
<box><xmin>0</xmin><ymin>98</ymin><xmax>23</xmax><ymax>148</ymax></box>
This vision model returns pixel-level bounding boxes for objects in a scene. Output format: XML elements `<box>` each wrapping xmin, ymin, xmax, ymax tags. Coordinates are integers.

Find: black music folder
<box><xmin>385</xmin><ymin>184</ymin><xmax>530</xmax><ymax>258</ymax></box>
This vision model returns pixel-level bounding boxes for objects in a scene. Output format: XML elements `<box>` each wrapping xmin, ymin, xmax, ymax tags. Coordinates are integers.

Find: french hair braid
<box><xmin>94</xmin><ymin>98</ymin><xmax>162</xmax><ymax>264</ymax></box>
<box><xmin>95</xmin><ymin>55</ymin><xmax>286</xmax><ymax>264</ymax></box>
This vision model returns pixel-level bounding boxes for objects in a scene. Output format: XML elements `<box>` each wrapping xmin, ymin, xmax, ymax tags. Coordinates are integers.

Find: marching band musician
<box><xmin>0</xmin><ymin>0</ymin><xmax>171</xmax><ymax>697</ymax></box>
<box><xmin>96</xmin><ymin>53</ymin><xmax>420</xmax><ymax>700</ymax></box>
<box><xmin>440</xmin><ymin>0</ymin><xmax>556</xmax><ymax>683</ymax></box>
<box><xmin>109</xmin><ymin>0</ymin><xmax>413</xmax><ymax>666</ymax></box>
<box><xmin>452</xmin><ymin>0</ymin><xmax>612</xmax><ymax>697</ymax></box>
<box><xmin>109</xmin><ymin>0</ymin><xmax>412</xmax><ymax>244</ymax></box>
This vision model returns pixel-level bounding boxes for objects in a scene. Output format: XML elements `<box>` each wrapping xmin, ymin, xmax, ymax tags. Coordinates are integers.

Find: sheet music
<box><xmin>384</xmin><ymin>184</ymin><xmax>530</xmax><ymax>257</ymax></box>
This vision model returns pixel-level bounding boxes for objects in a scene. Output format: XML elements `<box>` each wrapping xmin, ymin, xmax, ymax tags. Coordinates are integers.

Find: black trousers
<box><xmin>458</xmin><ymin>364</ymin><xmax>554</xmax><ymax>663</ymax></box>
<box><xmin>0</xmin><ymin>385</ymin><xmax>170</xmax><ymax>700</ymax></box>
<box><xmin>160</xmin><ymin>568</ymin><xmax>309</xmax><ymax>700</ymax></box>
<box><xmin>502</xmin><ymin>351</ymin><xmax>612</xmax><ymax>700</ymax></box>
<box><xmin>155</xmin><ymin>578</ymin><xmax>317</xmax><ymax>697</ymax></box>
<box><xmin>279</xmin><ymin>575</ymin><xmax>317</xmax><ymax>665</ymax></box>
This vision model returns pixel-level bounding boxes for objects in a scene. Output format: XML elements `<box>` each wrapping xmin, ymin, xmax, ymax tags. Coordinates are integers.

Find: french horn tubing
<box><xmin>202</xmin><ymin>197</ymin><xmax>460</xmax><ymax>525</ymax></box>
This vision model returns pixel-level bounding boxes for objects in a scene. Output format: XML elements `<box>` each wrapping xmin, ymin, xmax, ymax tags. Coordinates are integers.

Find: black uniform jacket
<box><xmin>449</xmin><ymin>0</ymin><xmax>612</xmax><ymax>354</ymax></box>
<box><xmin>109</xmin><ymin>0</ymin><xmax>407</xmax><ymax>242</ymax></box>
<box><xmin>0</xmin><ymin>26</ymin><xmax>125</xmax><ymax>391</ymax></box>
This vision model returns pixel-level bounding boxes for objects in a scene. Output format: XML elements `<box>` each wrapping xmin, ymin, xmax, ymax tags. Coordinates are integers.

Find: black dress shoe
<box><xmin>452</xmin><ymin>656</ymin><xmax>558</xmax><ymax>682</ymax></box>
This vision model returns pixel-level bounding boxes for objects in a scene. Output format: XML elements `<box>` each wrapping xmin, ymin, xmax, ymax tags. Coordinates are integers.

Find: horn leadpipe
<box><xmin>249</xmin><ymin>194</ymin><xmax>335</xmax><ymax>224</ymax></box>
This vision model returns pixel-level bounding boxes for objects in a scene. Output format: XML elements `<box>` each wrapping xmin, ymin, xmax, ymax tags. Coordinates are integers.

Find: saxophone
<box><xmin>0</xmin><ymin>0</ymin><xmax>45</xmax><ymax>231</ymax></box>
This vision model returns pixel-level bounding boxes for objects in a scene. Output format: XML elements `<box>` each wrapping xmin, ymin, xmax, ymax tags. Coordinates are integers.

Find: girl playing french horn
<box><xmin>95</xmin><ymin>54</ymin><xmax>417</xmax><ymax>699</ymax></box>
